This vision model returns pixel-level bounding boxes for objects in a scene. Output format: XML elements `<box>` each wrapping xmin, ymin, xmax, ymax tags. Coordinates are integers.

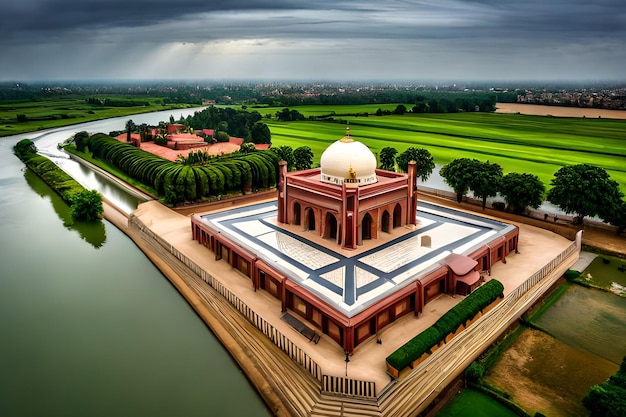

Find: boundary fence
<box><xmin>129</xmin><ymin>215</ymin><xmax>580</xmax><ymax>402</ymax></box>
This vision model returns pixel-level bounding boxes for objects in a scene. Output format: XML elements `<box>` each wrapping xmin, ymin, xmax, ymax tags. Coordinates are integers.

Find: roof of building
<box><xmin>319</xmin><ymin>127</ymin><xmax>377</xmax><ymax>186</ymax></box>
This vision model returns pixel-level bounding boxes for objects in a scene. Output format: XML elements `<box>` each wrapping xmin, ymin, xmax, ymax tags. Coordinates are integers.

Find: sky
<box><xmin>2</xmin><ymin>0</ymin><xmax>626</xmax><ymax>82</ymax></box>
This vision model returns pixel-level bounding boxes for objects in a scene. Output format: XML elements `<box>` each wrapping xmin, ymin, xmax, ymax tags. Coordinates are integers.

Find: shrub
<box><xmin>387</xmin><ymin>280</ymin><xmax>504</xmax><ymax>373</ymax></box>
<box><xmin>13</xmin><ymin>139</ymin><xmax>37</xmax><ymax>161</ymax></box>
<box><xmin>465</xmin><ymin>362</ymin><xmax>485</xmax><ymax>382</ymax></box>
<box><xmin>70</xmin><ymin>189</ymin><xmax>104</xmax><ymax>221</ymax></box>
<box><xmin>563</xmin><ymin>269</ymin><xmax>581</xmax><ymax>281</ymax></box>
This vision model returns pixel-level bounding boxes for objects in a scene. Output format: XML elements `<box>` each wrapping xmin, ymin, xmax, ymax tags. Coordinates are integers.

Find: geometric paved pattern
<box><xmin>200</xmin><ymin>201</ymin><xmax>515</xmax><ymax>317</ymax></box>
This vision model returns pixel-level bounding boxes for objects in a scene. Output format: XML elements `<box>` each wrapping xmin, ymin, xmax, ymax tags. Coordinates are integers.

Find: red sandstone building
<box><xmin>191</xmin><ymin>131</ymin><xmax>519</xmax><ymax>353</ymax></box>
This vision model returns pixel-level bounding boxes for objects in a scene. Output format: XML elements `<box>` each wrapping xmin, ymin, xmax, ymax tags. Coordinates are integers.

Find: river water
<box><xmin>0</xmin><ymin>109</ymin><xmax>271</xmax><ymax>416</ymax></box>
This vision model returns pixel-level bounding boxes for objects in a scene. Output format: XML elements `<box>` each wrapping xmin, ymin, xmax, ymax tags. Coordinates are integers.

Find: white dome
<box><xmin>320</xmin><ymin>130</ymin><xmax>377</xmax><ymax>186</ymax></box>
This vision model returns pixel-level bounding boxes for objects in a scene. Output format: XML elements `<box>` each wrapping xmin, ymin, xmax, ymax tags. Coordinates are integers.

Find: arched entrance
<box><xmin>393</xmin><ymin>203</ymin><xmax>402</xmax><ymax>228</ymax></box>
<box><xmin>293</xmin><ymin>202</ymin><xmax>301</xmax><ymax>225</ymax></box>
<box><xmin>324</xmin><ymin>213</ymin><xmax>338</xmax><ymax>241</ymax></box>
<box><xmin>382</xmin><ymin>210</ymin><xmax>390</xmax><ymax>233</ymax></box>
<box><xmin>305</xmin><ymin>208</ymin><xmax>316</xmax><ymax>232</ymax></box>
<box><xmin>362</xmin><ymin>213</ymin><xmax>373</xmax><ymax>241</ymax></box>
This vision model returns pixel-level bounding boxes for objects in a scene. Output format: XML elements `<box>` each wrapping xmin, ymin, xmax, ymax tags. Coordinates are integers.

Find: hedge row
<box><xmin>88</xmin><ymin>134</ymin><xmax>279</xmax><ymax>205</ymax></box>
<box><xmin>13</xmin><ymin>139</ymin><xmax>103</xmax><ymax>221</ymax></box>
<box><xmin>386</xmin><ymin>279</ymin><xmax>504</xmax><ymax>372</ymax></box>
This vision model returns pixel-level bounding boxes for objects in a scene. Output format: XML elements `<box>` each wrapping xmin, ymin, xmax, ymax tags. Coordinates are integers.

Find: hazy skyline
<box><xmin>2</xmin><ymin>0</ymin><xmax>625</xmax><ymax>82</ymax></box>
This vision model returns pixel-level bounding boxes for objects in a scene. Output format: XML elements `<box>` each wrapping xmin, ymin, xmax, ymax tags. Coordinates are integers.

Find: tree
<box><xmin>547</xmin><ymin>164</ymin><xmax>624</xmax><ymax>224</ymax></box>
<box><xmin>396</xmin><ymin>147</ymin><xmax>435</xmax><ymax>181</ymax></box>
<box><xmin>250</xmin><ymin>122</ymin><xmax>271</xmax><ymax>144</ymax></box>
<box><xmin>70</xmin><ymin>189</ymin><xmax>103</xmax><ymax>221</ymax></box>
<box><xmin>214</xmin><ymin>131</ymin><xmax>230</xmax><ymax>143</ymax></box>
<box><xmin>499</xmin><ymin>172</ymin><xmax>545</xmax><ymax>214</ymax></box>
<box><xmin>125</xmin><ymin>119</ymin><xmax>136</xmax><ymax>143</ymax></box>
<box><xmin>270</xmin><ymin>145</ymin><xmax>295</xmax><ymax>171</ymax></box>
<box><xmin>600</xmin><ymin>197</ymin><xmax>626</xmax><ymax>235</ymax></box>
<box><xmin>583</xmin><ymin>356</ymin><xmax>626</xmax><ymax>417</ymax></box>
<box><xmin>275</xmin><ymin>108</ymin><xmax>305</xmax><ymax>122</ymax></box>
<box><xmin>394</xmin><ymin>104</ymin><xmax>407</xmax><ymax>115</ymax></box>
<box><xmin>74</xmin><ymin>131</ymin><xmax>89</xmax><ymax>153</ymax></box>
<box><xmin>379</xmin><ymin>147</ymin><xmax>398</xmax><ymax>171</ymax></box>
<box><xmin>470</xmin><ymin>161</ymin><xmax>503</xmax><ymax>210</ymax></box>
<box><xmin>13</xmin><ymin>139</ymin><xmax>37</xmax><ymax>161</ymax></box>
<box><xmin>440</xmin><ymin>158</ymin><xmax>480</xmax><ymax>203</ymax></box>
<box><xmin>239</xmin><ymin>142</ymin><xmax>257</xmax><ymax>154</ymax></box>
<box><xmin>294</xmin><ymin>146</ymin><xmax>314</xmax><ymax>171</ymax></box>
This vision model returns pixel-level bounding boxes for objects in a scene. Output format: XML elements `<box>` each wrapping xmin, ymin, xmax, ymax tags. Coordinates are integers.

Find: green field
<box><xmin>265</xmin><ymin>109</ymin><xmax>626</xmax><ymax>193</ymax></box>
<box><xmin>435</xmin><ymin>389</ymin><xmax>519</xmax><ymax>417</ymax></box>
<box><xmin>0</xmin><ymin>96</ymin><xmax>194</xmax><ymax>137</ymax></box>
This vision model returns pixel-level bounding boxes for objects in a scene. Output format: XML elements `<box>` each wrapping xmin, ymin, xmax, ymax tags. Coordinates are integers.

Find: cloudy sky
<box><xmin>2</xmin><ymin>0</ymin><xmax>625</xmax><ymax>82</ymax></box>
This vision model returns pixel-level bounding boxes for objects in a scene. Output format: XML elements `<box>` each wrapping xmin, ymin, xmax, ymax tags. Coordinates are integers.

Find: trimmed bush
<box><xmin>87</xmin><ymin>134</ymin><xmax>279</xmax><ymax>205</ymax></box>
<box><xmin>386</xmin><ymin>279</ymin><xmax>504</xmax><ymax>375</ymax></box>
<box><xmin>563</xmin><ymin>269</ymin><xmax>581</xmax><ymax>281</ymax></box>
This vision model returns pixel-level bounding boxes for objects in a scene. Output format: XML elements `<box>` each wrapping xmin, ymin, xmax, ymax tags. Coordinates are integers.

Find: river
<box><xmin>0</xmin><ymin>109</ymin><xmax>271</xmax><ymax>417</ymax></box>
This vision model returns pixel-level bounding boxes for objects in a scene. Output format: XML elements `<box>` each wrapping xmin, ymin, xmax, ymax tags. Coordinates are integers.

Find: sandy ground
<box><xmin>495</xmin><ymin>103</ymin><xmax>626</xmax><ymax>120</ymax></box>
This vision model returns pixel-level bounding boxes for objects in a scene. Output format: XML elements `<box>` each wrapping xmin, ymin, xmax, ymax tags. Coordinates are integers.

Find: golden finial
<box><xmin>340</xmin><ymin>122</ymin><xmax>354</xmax><ymax>143</ymax></box>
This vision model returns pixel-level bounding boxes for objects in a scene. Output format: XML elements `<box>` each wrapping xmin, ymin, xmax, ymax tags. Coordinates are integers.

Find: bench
<box><xmin>281</xmin><ymin>313</ymin><xmax>320</xmax><ymax>344</ymax></box>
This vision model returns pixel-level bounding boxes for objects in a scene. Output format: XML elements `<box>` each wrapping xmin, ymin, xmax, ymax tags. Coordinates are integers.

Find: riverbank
<box><xmin>101</xmin><ymin>201</ymin><xmax>293</xmax><ymax>417</ymax></box>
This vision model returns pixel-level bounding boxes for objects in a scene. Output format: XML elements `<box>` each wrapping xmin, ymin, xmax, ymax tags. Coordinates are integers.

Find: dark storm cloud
<box><xmin>1</xmin><ymin>0</ymin><xmax>625</xmax><ymax>81</ymax></box>
<box><xmin>5</xmin><ymin>0</ymin><xmax>623</xmax><ymax>40</ymax></box>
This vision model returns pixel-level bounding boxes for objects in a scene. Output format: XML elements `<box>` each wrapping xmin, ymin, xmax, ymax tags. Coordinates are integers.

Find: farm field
<box><xmin>0</xmin><ymin>96</ymin><xmax>194</xmax><ymax>137</ymax></box>
<box><xmin>265</xmin><ymin>109</ymin><xmax>626</xmax><ymax>193</ymax></box>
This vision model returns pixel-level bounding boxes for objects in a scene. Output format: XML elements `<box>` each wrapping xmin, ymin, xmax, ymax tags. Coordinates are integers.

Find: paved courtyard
<box><xmin>131</xmin><ymin>199</ymin><xmax>574</xmax><ymax>392</ymax></box>
<box><xmin>198</xmin><ymin>200</ymin><xmax>515</xmax><ymax>317</ymax></box>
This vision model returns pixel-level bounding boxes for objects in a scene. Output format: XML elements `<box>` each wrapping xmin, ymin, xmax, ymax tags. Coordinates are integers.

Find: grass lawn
<box><xmin>0</xmin><ymin>96</ymin><xmax>195</xmax><ymax>137</ymax></box>
<box><xmin>435</xmin><ymin>389</ymin><xmax>518</xmax><ymax>417</ymax></box>
<box><xmin>265</xmin><ymin>110</ymin><xmax>626</xmax><ymax>193</ymax></box>
<box><xmin>581</xmin><ymin>254</ymin><xmax>626</xmax><ymax>289</ymax></box>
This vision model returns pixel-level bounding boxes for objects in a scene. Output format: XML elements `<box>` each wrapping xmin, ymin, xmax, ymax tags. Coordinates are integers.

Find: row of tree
<box><xmin>87</xmin><ymin>134</ymin><xmax>279</xmax><ymax>205</ymax></box>
<box><xmin>180</xmin><ymin>106</ymin><xmax>271</xmax><ymax>144</ymax></box>
<box><xmin>373</xmin><ymin>146</ymin><xmax>624</xmax><ymax>233</ymax></box>
<box><xmin>437</xmin><ymin>158</ymin><xmax>625</xmax><ymax>231</ymax></box>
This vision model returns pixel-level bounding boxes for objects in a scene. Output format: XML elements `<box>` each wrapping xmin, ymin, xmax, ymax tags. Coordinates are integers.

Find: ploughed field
<box><xmin>264</xmin><ymin>107</ymin><xmax>626</xmax><ymax>193</ymax></box>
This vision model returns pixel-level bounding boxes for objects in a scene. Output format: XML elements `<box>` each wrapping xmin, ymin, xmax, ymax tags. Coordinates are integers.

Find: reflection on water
<box><xmin>24</xmin><ymin>168</ymin><xmax>107</xmax><ymax>248</ymax></box>
<box><xmin>1</xmin><ymin>122</ymin><xmax>270</xmax><ymax>417</ymax></box>
<box><xmin>534</xmin><ymin>285</ymin><xmax>626</xmax><ymax>364</ymax></box>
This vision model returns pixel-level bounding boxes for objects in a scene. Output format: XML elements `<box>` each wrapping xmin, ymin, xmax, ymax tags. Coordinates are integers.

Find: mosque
<box><xmin>191</xmin><ymin>129</ymin><xmax>519</xmax><ymax>353</ymax></box>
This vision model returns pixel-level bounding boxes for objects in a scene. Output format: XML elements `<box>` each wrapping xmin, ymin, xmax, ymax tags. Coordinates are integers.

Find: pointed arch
<box><xmin>293</xmin><ymin>202</ymin><xmax>301</xmax><ymax>226</ymax></box>
<box><xmin>393</xmin><ymin>203</ymin><xmax>402</xmax><ymax>228</ymax></box>
<box><xmin>381</xmin><ymin>210</ymin><xmax>391</xmax><ymax>233</ymax></box>
<box><xmin>362</xmin><ymin>213</ymin><xmax>373</xmax><ymax>241</ymax></box>
<box><xmin>305</xmin><ymin>207</ymin><xmax>316</xmax><ymax>232</ymax></box>
<box><xmin>324</xmin><ymin>212</ymin><xmax>338</xmax><ymax>242</ymax></box>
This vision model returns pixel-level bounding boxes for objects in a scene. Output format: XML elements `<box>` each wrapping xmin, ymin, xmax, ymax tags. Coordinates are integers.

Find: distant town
<box><xmin>1</xmin><ymin>80</ymin><xmax>625</xmax><ymax>110</ymax></box>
